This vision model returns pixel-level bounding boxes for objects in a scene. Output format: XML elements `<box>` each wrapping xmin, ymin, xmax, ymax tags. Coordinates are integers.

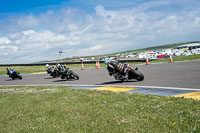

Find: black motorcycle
<box><xmin>106</xmin><ymin>60</ymin><xmax>144</xmax><ymax>82</ymax></box>
<box><xmin>46</xmin><ymin>64</ymin><xmax>79</xmax><ymax>80</ymax></box>
<box><xmin>6</xmin><ymin>68</ymin><xmax>22</xmax><ymax>80</ymax></box>
<box><xmin>46</xmin><ymin>64</ymin><xmax>64</xmax><ymax>78</ymax></box>
<box><xmin>61</xmin><ymin>68</ymin><xmax>79</xmax><ymax>80</ymax></box>
<box><xmin>46</xmin><ymin>66</ymin><xmax>54</xmax><ymax>74</ymax></box>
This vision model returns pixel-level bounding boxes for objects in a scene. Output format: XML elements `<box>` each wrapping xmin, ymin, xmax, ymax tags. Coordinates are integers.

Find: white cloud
<box><xmin>0</xmin><ymin>37</ymin><xmax>11</xmax><ymax>45</ymax></box>
<box><xmin>0</xmin><ymin>45</ymin><xmax>18</xmax><ymax>54</ymax></box>
<box><xmin>22</xmin><ymin>30</ymin><xmax>35</xmax><ymax>35</ymax></box>
<box><xmin>0</xmin><ymin>0</ymin><xmax>200</xmax><ymax>63</ymax></box>
<box><xmin>195</xmin><ymin>17</ymin><xmax>200</xmax><ymax>25</ymax></box>
<box><xmin>88</xmin><ymin>45</ymin><xmax>102</xmax><ymax>51</ymax></box>
<box><xmin>14</xmin><ymin>30</ymin><xmax>67</xmax><ymax>46</ymax></box>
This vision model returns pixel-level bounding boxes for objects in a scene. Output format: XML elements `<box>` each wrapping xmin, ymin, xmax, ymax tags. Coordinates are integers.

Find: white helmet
<box><xmin>46</xmin><ymin>64</ymin><xmax>49</xmax><ymax>67</ymax></box>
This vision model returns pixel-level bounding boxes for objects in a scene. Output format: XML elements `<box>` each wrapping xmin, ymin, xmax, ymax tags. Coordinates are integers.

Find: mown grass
<box><xmin>0</xmin><ymin>64</ymin><xmax>107</xmax><ymax>75</ymax></box>
<box><xmin>0</xmin><ymin>86</ymin><xmax>200</xmax><ymax>132</ymax></box>
<box><xmin>0</xmin><ymin>66</ymin><xmax>46</xmax><ymax>75</ymax></box>
<box><xmin>1</xmin><ymin>54</ymin><xmax>200</xmax><ymax>75</ymax></box>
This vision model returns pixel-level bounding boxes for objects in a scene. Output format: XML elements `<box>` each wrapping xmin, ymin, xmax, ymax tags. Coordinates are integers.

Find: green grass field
<box><xmin>0</xmin><ymin>63</ymin><xmax>107</xmax><ymax>75</ymax></box>
<box><xmin>0</xmin><ymin>86</ymin><xmax>200</xmax><ymax>132</ymax></box>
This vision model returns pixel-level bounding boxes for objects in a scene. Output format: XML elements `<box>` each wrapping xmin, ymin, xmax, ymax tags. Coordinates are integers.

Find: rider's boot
<box><xmin>123</xmin><ymin>75</ymin><xmax>128</xmax><ymax>81</ymax></box>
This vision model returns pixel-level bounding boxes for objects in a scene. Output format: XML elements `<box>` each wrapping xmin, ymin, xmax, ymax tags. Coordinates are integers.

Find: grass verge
<box><xmin>0</xmin><ymin>86</ymin><xmax>200</xmax><ymax>132</ymax></box>
<box><xmin>0</xmin><ymin>64</ymin><xmax>107</xmax><ymax>75</ymax></box>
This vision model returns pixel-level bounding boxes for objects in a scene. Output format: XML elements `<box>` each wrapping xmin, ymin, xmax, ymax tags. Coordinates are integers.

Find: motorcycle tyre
<box><xmin>18</xmin><ymin>75</ymin><xmax>22</xmax><ymax>80</ymax></box>
<box><xmin>70</xmin><ymin>71</ymin><xmax>79</xmax><ymax>80</ymax></box>
<box><xmin>130</xmin><ymin>69</ymin><xmax>144</xmax><ymax>81</ymax></box>
<box><xmin>61</xmin><ymin>75</ymin><xmax>65</xmax><ymax>79</ymax></box>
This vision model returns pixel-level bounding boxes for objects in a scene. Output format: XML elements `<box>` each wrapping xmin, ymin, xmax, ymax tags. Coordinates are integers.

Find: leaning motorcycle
<box><xmin>46</xmin><ymin>66</ymin><xmax>54</xmax><ymax>74</ymax></box>
<box><xmin>46</xmin><ymin>64</ymin><xmax>64</xmax><ymax>78</ymax></box>
<box><xmin>49</xmin><ymin>67</ymin><xmax>62</xmax><ymax>78</ymax></box>
<box><xmin>6</xmin><ymin>68</ymin><xmax>22</xmax><ymax>80</ymax></box>
<box><xmin>61</xmin><ymin>68</ymin><xmax>79</xmax><ymax>80</ymax></box>
<box><xmin>106</xmin><ymin>60</ymin><xmax>144</xmax><ymax>82</ymax></box>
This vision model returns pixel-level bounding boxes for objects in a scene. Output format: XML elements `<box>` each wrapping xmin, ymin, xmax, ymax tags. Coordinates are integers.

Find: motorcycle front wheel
<box><xmin>69</xmin><ymin>70</ymin><xmax>79</xmax><ymax>80</ymax></box>
<box><xmin>129</xmin><ymin>69</ymin><xmax>144</xmax><ymax>81</ymax></box>
<box><xmin>18</xmin><ymin>75</ymin><xmax>22</xmax><ymax>80</ymax></box>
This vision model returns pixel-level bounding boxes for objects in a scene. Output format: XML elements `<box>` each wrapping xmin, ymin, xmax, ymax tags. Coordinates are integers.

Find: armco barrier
<box><xmin>0</xmin><ymin>59</ymin><xmax>157</xmax><ymax>66</ymax></box>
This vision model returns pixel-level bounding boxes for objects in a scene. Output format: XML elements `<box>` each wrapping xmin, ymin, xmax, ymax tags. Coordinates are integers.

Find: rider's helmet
<box><xmin>57</xmin><ymin>64</ymin><xmax>61</xmax><ymax>67</ymax></box>
<box><xmin>46</xmin><ymin>64</ymin><xmax>49</xmax><ymax>67</ymax></box>
<box><xmin>56</xmin><ymin>63</ymin><xmax>61</xmax><ymax>67</ymax></box>
<box><xmin>104</xmin><ymin>58</ymin><xmax>111</xmax><ymax>64</ymax></box>
<box><xmin>56</xmin><ymin>64</ymin><xmax>62</xmax><ymax>71</ymax></box>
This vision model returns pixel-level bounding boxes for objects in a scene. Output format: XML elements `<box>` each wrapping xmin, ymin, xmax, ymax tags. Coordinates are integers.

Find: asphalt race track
<box><xmin>1</xmin><ymin>60</ymin><xmax>200</xmax><ymax>89</ymax></box>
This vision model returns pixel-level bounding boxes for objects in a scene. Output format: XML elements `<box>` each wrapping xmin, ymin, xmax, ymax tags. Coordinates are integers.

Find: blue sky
<box><xmin>0</xmin><ymin>0</ymin><xmax>200</xmax><ymax>63</ymax></box>
<box><xmin>0</xmin><ymin>0</ymin><xmax>67</xmax><ymax>13</ymax></box>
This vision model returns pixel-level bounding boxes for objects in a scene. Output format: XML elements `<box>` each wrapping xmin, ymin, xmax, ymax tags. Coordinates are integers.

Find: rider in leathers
<box><xmin>106</xmin><ymin>59</ymin><xmax>130</xmax><ymax>81</ymax></box>
<box><xmin>6</xmin><ymin>68</ymin><xmax>16</xmax><ymax>78</ymax></box>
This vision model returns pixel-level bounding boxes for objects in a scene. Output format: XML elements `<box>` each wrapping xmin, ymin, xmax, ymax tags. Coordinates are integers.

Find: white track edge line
<box><xmin>0</xmin><ymin>84</ymin><xmax>199</xmax><ymax>91</ymax></box>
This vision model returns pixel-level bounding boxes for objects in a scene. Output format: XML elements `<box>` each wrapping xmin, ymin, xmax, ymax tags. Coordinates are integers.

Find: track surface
<box><xmin>1</xmin><ymin>60</ymin><xmax>200</xmax><ymax>89</ymax></box>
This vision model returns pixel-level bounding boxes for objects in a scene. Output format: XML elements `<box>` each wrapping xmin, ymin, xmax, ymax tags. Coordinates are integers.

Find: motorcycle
<box><xmin>106</xmin><ymin>59</ymin><xmax>144</xmax><ymax>82</ymax></box>
<box><xmin>6</xmin><ymin>68</ymin><xmax>22</xmax><ymax>80</ymax></box>
<box><xmin>61</xmin><ymin>68</ymin><xmax>79</xmax><ymax>80</ymax></box>
<box><xmin>46</xmin><ymin>64</ymin><xmax>79</xmax><ymax>80</ymax></box>
<box><xmin>46</xmin><ymin>64</ymin><xmax>64</xmax><ymax>78</ymax></box>
<box><xmin>50</xmin><ymin>67</ymin><xmax>62</xmax><ymax>78</ymax></box>
<box><xmin>46</xmin><ymin>65</ymin><xmax>54</xmax><ymax>74</ymax></box>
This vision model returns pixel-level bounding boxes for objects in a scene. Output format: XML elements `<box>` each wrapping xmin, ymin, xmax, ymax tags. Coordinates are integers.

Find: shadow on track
<box><xmin>5</xmin><ymin>79</ymin><xmax>22</xmax><ymax>81</ymax></box>
<box><xmin>53</xmin><ymin>79</ymin><xmax>67</xmax><ymax>82</ymax></box>
<box><xmin>44</xmin><ymin>77</ymin><xmax>55</xmax><ymax>79</ymax></box>
<box><xmin>53</xmin><ymin>79</ymin><xmax>77</xmax><ymax>82</ymax></box>
<box><xmin>97</xmin><ymin>80</ymin><xmax>138</xmax><ymax>85</ymax></box>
